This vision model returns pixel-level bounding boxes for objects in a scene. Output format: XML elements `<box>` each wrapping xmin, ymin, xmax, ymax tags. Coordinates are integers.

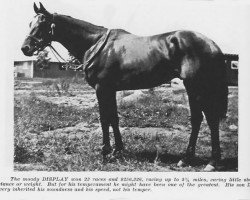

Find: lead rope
<box><xmin>49</xmin><ymin>45</ymin><xmax>67</xmax><ymax>62</ymax></box>
<box><xmin>48</xmin><ymin>15</ymin><xmax>83</xmax><ymax>71</ymax></box>
<box><xmin>49</xmin><ymin>45</ymin><xmax>83</xmax><ymax>71</ymax></box>
<box><xmin>49</xmin><ymin>45</ymin><xmax>69</xmax><ymax>69</ymax></box>
<box><xmin>48</xmin><ymin>17</ymin><xmax>110</xmax><ymax>71</ymax></box>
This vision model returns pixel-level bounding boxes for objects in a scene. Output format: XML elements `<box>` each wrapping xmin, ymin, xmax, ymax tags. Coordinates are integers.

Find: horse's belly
<box><xmin>115</xmin><ymin>63</ymin><xmax>175</xmax><ymax>90</ymax></box>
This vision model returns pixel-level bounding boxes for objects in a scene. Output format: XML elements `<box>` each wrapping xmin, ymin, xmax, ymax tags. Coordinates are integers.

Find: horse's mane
<box><xmin>56</xmin><ymin>14</ymin><xmax>106</xmax><ymax>33</ymax></box>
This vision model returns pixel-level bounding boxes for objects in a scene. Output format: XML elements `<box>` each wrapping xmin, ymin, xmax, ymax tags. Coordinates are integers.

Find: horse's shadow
<box><xmin>130</xmin><ymin>150</ymin><xmax>238</xmax><ymax>171</ymax></box>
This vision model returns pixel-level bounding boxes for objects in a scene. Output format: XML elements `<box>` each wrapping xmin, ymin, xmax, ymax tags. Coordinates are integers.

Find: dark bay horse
<box><xmin>21</xmin><ymin>3</ymin><xmax>228</xmax><ymax>171</ymax></box>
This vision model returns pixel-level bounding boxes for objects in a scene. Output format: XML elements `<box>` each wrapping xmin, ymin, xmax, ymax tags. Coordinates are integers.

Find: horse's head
<box><xmin>21</xmin><ymin>2</ymin><xmax>54</xmax><ymax>56</ymax></box>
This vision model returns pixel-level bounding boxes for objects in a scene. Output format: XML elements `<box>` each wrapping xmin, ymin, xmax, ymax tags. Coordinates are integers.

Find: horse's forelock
<box><xmin>30</xmin><ymin>14</ymin><xmax>47</xmax><ymax>29</ymax></box>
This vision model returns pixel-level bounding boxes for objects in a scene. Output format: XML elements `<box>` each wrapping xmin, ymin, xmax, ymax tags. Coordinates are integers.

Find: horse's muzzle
<box><xmin>21</xmin><ymin>45</ymin><xmax>33</xmax><ymax>56</ymax></box>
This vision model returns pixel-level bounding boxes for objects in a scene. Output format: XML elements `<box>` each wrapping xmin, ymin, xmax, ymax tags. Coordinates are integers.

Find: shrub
<box><xmin>42</xmin><ymin>80</ymin><xmax>54</xmax><ymax>88</ymax></box>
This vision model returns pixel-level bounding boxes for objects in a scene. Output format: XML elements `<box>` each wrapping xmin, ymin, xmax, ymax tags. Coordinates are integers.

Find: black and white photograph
<box><xmin>14</xmin><ymin>0</ymin><xmax>239</xmax><ymax>172</ymax></box>
<box><xmin>0</xmin><ymin>0</ymin><xmax>250</xmax><ymax>199</ymax></box>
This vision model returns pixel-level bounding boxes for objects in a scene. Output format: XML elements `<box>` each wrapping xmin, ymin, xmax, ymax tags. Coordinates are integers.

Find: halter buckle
<box><xmin>51</xmin><ymin>23</ymin><xmax>56</xmax><ymax>35</ymax></box>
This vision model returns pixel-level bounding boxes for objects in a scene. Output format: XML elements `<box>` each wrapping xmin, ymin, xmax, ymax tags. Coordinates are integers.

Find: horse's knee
<box><xmin>191</xmin><ymin>111</ymin><xmax>203</xmax><ymax>124</ymax></box>
<box><xmin>110</xmin><ymin>114</ymin><xmax>119</xmax><ymax>127</ymax></box>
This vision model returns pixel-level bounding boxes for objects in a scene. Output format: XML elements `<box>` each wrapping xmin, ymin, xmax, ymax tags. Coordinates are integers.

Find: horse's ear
<box><xmin>38</xmin><ymin>2</ymin><xmax>52</xmax><ymax>19</ymax></box>
<box><xmin>39</xmin><ymin>2</ymin><xmax>47</xmax><ymax>13</ymax></box>
<box><xmin>33</xmin><ymin>2</ymin><xmax>39</xmax><ymax>14</ymax></box>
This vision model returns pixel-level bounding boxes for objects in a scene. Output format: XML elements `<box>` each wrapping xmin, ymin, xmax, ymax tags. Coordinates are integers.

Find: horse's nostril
<box><xmin>21</xmin><ymin>45</ymin><xmax>30</xmax><ymax>53</ymax></box>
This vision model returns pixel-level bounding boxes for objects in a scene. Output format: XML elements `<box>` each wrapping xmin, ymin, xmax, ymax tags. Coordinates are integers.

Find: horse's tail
<box><xmin>218</xmin><ymin>58</ymin><xmax>229</xmax><ymax>120</ymax></box>
<box><xmin>212</xmin><ymin>55</ymin><xmax>228</xmax><ymax>120</ymax></box>
<box><xmin>219</xmin><ymin>80</ymin><xmax>228</xmax><ymax>120</ymax></box>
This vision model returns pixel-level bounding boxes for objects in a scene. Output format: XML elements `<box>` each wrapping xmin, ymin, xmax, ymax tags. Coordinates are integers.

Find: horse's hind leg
<box><xmin>203</xmin><ymin>108</ymin><xmax>221</xmax><ymax>171</ymax></box>
<box><xmin>178</xmin><ymin>81</ymin><xmax>203</xmax><ymax>167</ymax></box>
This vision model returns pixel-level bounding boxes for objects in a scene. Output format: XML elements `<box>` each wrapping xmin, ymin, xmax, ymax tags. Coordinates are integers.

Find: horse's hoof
<box><xmin>112</xmin><ymin>148</ymin><xmax>124</xmax><ymax>159</ymax></box>
<box><xmin>177</xmin><ymin>160</ymin><xmax>187</xmax><ymax>167</ymax></box>
<box><xmin>102</xmin><ymin>156</ymin><xmax>108</xmax><ymax>164</ymax></box>
<box><xmin>204</xmin><ymin>164</ymin><xmax>215</xmax><ymax>172</ymax></box>
<box><xmin>114</xmin><ymin>147</ymin><xmax>123</xmax><ymax>154</ymax></box>
<box><xmin>177</xmin><ymin>158</ymin><xmax>193</xmax><ymax>168</ymax></box>
<box><xmin>115</xmin><ymin>144</ymin><xmax>124</xmax><ymax>152</ymax></box>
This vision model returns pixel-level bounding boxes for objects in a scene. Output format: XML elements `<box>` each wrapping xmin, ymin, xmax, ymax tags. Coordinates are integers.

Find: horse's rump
<box><xmin>171</xmin><ymin>31</ymin><xmax>228</xmax><ymax>118</ymax></box>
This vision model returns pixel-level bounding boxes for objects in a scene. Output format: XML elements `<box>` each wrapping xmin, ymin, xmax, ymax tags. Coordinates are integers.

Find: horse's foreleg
<box><xmin>96</xmin><ymin>84</ymin><xmax>112</xmax><ymax>156</ymax></box>
<box><xmin>111</xmin><ymin>109</ymin><xmax>123</xmax><ymax>153</ymax></box>
<box><xmin>95</xmin><ymin>84</ymin><xmax>123</xmax><ymax>157</ymax></box>
<box><xmin>109</xmin><ymin>99</ymin><xmax>124</xmax><ymax>153</ymax></box>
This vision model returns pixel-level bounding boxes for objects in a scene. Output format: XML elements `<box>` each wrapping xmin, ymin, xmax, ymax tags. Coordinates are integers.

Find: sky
<box><xmin>2</xmin><ymin>0</ymin><xmax>249</xmax><ymax>61</ymax></box>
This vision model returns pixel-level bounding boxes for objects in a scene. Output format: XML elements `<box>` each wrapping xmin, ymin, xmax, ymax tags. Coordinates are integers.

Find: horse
<box><xmin>21</xmin><ymin>3</ymin><xmax>228</xmax><ymax>171</ymax></box>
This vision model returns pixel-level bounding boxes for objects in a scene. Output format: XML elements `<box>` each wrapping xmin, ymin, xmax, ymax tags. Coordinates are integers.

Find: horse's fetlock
<box><xmin>102</xmin><ymin>145</ymin><xmax>112</xmax><ymax>156</ymax></box>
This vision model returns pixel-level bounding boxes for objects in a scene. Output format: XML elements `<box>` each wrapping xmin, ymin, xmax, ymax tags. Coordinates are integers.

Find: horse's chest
<box><xmin>83</xmin><ymin>61</ymin><xmax>99</xmax><ymax>88</ymax></box>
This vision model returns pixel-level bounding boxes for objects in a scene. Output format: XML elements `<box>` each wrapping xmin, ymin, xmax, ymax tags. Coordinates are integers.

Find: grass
<box><xmin>15</xmin><ymin>94</ymin><xmax>99</xmax><ymax>133</ymax></box>
<box><xmin>14</xmin><ymin>94</ymin><xmax>99</xmax><ymax>164</ymax></box>
<box><xmin>220</xmin><ymin>88</ymin><xmax>238</xmax><ymax>132</ymax></box>
<box><xmin>119</xmin><ymin>93</ymin><xmax>189</xmax><ymax>128</ymax></box>
<box><xmin>14</xmin><ymin>80</ymin><xmax>238</xmax><ymax>171</ymax></box>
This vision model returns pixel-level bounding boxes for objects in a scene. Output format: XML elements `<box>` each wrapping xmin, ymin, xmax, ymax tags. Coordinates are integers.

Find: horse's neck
<box><xmin>53</xmin><ymin>15</ymin><xmax>107</xmax><ymax>61</ymax></box>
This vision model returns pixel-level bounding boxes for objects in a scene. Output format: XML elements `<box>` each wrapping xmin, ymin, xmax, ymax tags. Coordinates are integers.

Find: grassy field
<box><xmin>14</xmin><ymin>78</ymin><xmax>238</xmax><ymax>171</ymax></box>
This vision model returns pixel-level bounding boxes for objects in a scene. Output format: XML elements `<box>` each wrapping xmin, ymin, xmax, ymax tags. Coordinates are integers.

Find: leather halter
<box><xmin>28</xmin><ymin>14</ymin><xmax>111</xmax><ymax>72</ymax></box>
<box><xmin>26</xmin><ymin>14</ymin><xmax>56</xmax><ymax>54</ymax></box>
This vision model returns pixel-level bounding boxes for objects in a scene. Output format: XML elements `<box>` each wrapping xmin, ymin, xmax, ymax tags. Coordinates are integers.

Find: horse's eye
<box><xmin>40</xmin><ymin>15</ymin><xmax>46</xmax><ymax>22</ymax></box>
